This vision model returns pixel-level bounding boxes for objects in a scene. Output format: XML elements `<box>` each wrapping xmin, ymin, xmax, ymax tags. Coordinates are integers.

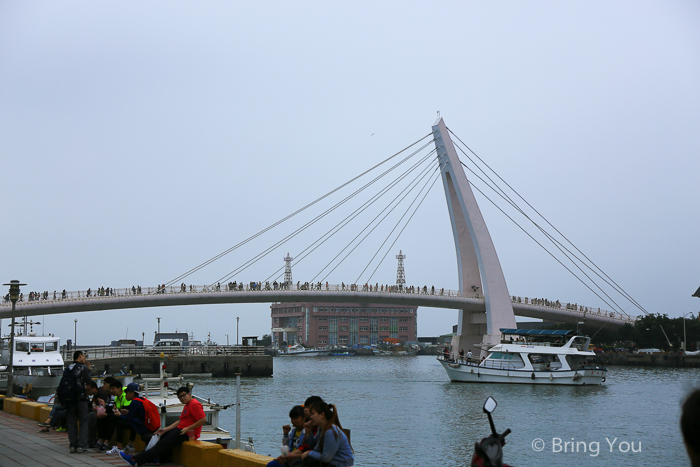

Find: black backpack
<box><xmin>56</xmin><ymin>364</ymin><xmax>81</xmax><ymax>404</ymax></box>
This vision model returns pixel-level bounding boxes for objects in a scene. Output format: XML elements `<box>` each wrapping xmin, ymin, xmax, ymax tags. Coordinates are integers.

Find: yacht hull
<box><xmin>439</xmin><ymin>360</ymin><xmax>606</xmax><ymax>386</ymax></box>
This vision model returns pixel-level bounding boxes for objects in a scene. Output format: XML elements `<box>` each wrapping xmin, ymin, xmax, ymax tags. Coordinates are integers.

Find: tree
<box><xmin>260</xmin><ymin>334</ymin><xmax>272</xmax><ymax>347</ymax></box>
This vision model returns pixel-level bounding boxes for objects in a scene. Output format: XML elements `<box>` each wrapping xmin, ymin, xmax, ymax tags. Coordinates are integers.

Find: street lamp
<box><xmin>74</xmin><ymin>319</ymin><xmax>77</xmax><ymax>348</ymax></box>
<box><xmin>157</xmin><ymin>317</ymin><xmax>161</xmax><ymax>334</ymax></box>
<box><xmin>4</xmin><ymin>280</ymin><xmax>26</xmax><ymax>397</ymax></box>
<box><xmin>226</xmin><ymin>334</ymin><xmax>229</xmax><ymax>346</ymax></box>
<box><xmin>236</xmin><ymin>317</ymin><xmax>239</xmax><ymax>346</ymax></box>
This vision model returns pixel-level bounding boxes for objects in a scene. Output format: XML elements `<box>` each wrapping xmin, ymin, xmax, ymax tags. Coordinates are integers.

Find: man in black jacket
<box><xmin>65</xmin><ymin>350</ymin><xmax>93</xmax><ymax>453</ymax></box>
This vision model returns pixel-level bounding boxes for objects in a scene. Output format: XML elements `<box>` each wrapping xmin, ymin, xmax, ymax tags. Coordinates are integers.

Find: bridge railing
<box><xmin>69</xmin><ymin>345</ymin><xmax>266</xmax><ymax>360</ymax></box>
<box><xmin>509</xmin><ymin>295</ymin><xmax>635</xmax><ymax>325</ymax></box>
<box><xmin>0</xmin><ymin>283</ymin><xmax>635</xmax><ymax>324</ymax></box>
<box><xmin>1</xmin><ymin>283</ymin><xmax>482</xmax><ymax>305</ymax></box>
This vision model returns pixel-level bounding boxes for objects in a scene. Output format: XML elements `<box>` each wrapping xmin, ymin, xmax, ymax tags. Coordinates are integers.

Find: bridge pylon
<box><xmin>432</xmin><ymin>118</ymin><xmax>516</xmax><ymax>357</ymax></box>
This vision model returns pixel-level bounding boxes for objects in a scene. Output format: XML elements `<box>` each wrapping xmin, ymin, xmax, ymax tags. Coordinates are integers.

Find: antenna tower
<box><xmin>284</xmin><ymin>253</ymin><xmax>293</xmax><ymax>285</ymax></box>
<box><xmin>396</xmin><ymin>250</ymin><xmax>406</xmax><ymax>286</ymax></box>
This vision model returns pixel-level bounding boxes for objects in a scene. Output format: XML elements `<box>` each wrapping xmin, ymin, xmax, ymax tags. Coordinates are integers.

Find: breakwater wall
<box><xmin>89</xmin><ymin>354</ymin><xmax>273</xmax><ymax>377</ymax></box>
<box><xmin>595</xmin><ymin>353</ymin><xmax>700</xmax><ymax>368</ymax></box>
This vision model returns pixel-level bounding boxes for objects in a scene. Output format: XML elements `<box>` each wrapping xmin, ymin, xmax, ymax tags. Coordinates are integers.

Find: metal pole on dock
<box><xmin>235</xmin><ymin>367</ymin><xmax>241</xmax><ymax>449</ymax></box>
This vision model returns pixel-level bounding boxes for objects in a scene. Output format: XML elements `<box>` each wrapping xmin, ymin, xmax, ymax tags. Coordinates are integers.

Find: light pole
<box><xmin>226</xmin><ymin>334</ymin><xmax>229</xmax><ymax>346</ymax></box>
<box><xmin>157</xmin><ymin>317</ymin><xmax>161</xmax><ymax>334</ymax></box>
<box><xmin>4</xmin><ymin>280</ymin><xmax>26</xmax><ymax>397</ymax></box>
<box><xmin>74</xmin><ymin>319</ymin><xmax>77</xmax><ymax>349</ymax></box>
<box><xmin>236</xmin><ymin>317</ymin><xmax>239</xmax><ymax>346</ymax></box>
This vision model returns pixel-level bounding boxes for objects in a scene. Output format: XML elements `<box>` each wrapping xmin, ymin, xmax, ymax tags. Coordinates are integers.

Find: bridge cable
<box><xmin>364</xmin><ymin>166</ymin><xmax>444</xmax><ymax>284</ymax></box>
<box><xmin>209</xmin><ymin>139</ymin><xmax>437</xmax><ymax>286</ymax></box>
<box><xmin>163</xmin><ymin>133</ymin><xmax>432</xmax><ymax>287</ymax></box>
<box><xmin>449</xmin><ymin>128</ymin><xmax>647</xmax><ymax>317</ymax></box>
<box><xmin>313</xmin><ymin>154</ymin><xmax>439</xmax><ymax>283</ymax></box>
<box><xmin>466</xmin><ymin>177</ymin><xmax>628</xmax><ymax>316</ymax></box>
<box><xmin>263</xmin><ymin>148</ymin><xmax>438</xmax><ymax>283</ymax></box>
<box><xmin>456</xmin><ymin>157</ymin><xmax>631</xmax><ymax>319</ymax></box>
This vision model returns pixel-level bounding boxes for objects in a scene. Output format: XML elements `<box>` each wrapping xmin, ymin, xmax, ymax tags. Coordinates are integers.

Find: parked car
<box><xmin>145</xmin><ymin>339</ymin><xmax>184</xmax><ymax>355</ymax></box>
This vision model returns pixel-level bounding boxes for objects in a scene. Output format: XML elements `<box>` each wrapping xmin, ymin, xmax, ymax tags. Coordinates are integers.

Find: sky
<box><xmin>1</xmin><ymin>1</ymin><xmax>699</xmax><ymax>346</ymax></box>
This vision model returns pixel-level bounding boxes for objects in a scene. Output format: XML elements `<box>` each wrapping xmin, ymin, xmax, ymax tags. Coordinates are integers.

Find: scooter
<box><xmin>471</xmin><ymin>397</ymin><xmax>512</xmax><ymax>467</ymax></box>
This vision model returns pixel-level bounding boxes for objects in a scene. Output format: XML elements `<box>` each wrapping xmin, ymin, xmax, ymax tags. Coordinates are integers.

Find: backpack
<box><xmin>56</xmin><ymin>364</ymin><xmax>81</xmax><ymax>404</ymax></box>
<box><xmin>134</xmin><ymin>397</ymin><xmax>161</xmax><ymax>432</ymax></box>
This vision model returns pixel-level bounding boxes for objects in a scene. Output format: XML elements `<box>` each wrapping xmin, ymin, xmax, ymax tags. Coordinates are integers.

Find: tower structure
<box><xmin>432</xmin><ymin>118</ymin><xmax>516</xmax><ymax>357</ymax></box>
<box><xmin>283</xmin><ymin>253</ymin><xmax>293</xmax><ymax>285</ymax></box>
<box><xmin>396</xmin><ymin>250</ymin><xmax>406</xmax><ymax>286</ymax></box>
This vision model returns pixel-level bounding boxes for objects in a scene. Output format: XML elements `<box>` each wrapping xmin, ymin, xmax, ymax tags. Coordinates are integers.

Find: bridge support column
<box><xmin>433</xmin><ymin>118</ymin><xmax>516</xmax><ymax>357</ymax></box>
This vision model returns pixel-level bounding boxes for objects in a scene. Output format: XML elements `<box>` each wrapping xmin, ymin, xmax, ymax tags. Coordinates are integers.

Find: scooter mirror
<box><xmin>483</xmin><ymin>396</ymin><xmax>497</xmax><ymax>414</ymax></box>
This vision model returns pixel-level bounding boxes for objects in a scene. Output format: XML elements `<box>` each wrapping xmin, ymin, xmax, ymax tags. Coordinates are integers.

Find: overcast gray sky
<box><xmin>1</xmin><ymin>1</ymin><xmax>699</xmax><ymax>345</ymax></box>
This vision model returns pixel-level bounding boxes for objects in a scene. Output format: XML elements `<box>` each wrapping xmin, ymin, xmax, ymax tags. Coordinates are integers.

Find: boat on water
<box><xmin>277</xmin><ymin>344</ymin><xmax>329</xmax><ymax>357</ymax></box>
<box><xmin>0</xmin><ymin>334</ymin><xmax>64</xmax><ymax>398</ymax></box>
<box><xmin>438</xmin><ymin>328</ymin><xmax>607</xmax><ymax>386</ymax></box>
<box><xmin>138</xmin><ymin>355</ymin><xmax>234</xmax><ymax>448</ymax></box>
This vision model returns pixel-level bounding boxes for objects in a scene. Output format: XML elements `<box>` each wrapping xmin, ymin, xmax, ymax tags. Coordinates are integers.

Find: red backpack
<box><xmin>134</xmin><ymin>397</ymin><xmax>162</xmax><ymax>432</ymax></box>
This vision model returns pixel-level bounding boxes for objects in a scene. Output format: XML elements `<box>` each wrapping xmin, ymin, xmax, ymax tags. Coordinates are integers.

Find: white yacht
<box><xmin>439</xmin><ymin>328</ymin><xmax>607</xmax><ymax>386</ymax></box>
<box><xmin>0</xmin><ymin>334</ymin><xmax>64</xmax><ymax>398</ymax></box>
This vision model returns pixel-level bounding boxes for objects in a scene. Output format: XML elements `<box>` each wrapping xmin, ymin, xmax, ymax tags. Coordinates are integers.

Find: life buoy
<box><xmin>531</xmin><ymin>372</ymin><xmax>535</xmax><ymax>380</ymax></box>
<box><xmin>168</xmin><ymin>354</ymin><xmax>174</xmax><ymax>360</ymax></box>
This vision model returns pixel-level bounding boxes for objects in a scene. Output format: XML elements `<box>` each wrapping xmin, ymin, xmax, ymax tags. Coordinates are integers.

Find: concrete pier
<box><xmin>89</xmin><ymin>354</ymin><xmax>273</xmax><ymax>377</ymax></box>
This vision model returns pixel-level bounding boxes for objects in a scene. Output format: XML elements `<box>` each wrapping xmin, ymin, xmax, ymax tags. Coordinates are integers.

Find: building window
<box><xmin>318</xmin><ymin>318</ymin><xmax>327</xmax><ymax>322</ymax></box>
<box><xmin>360</xmin><ymin>336</ymin><xmax>368</xmax><ymax>344</ymax></box>
<box><xmin>380</xmin><ymin>318</ymin><xmax>388</xmax><ymax>322</ymax></box>
<box><xmin>338</xmin><ymin>336</ymin><xmax>348</xmax><ymax>344</ymax></box>
<box><xmin>339</xmin><ymin>317</ymin><xmax>348</xmax><ymax>322</ymax></box>
<box><xmin>359</xmin><ymin>317</ymin><xmax>368</xmax><ymax>322</ymax></box>
<box><xmin>399</xmin><ymin>327</ymin><xmax>408</xmax><ymax>331</ymax></box>
<box><xmin>318</xmin><ymin>326</ymin><xmax>328</xmax><ymax>331</ymax></box>
<box><xmin>360</xmin><ymin>326</ymin><xmax>368</xmax><ymax>332</ymax></box>
<box><xmin>379</xmin><ymin>326</ymin><xmax>389</xmax><ymax>331</ymax></box>
<box><xmin>399</xmin><ymin>318</ymin><xmax>408</xmax><ymax>323</ymax></box>
<box><xmin>340</xmin><ymin>326</ymin><xmax>348</xmax><ymax>332</ymax></box>
<box><xmin>318</xmin><ymin>339</ymin><xmax>327</xmax><ymax>344</ymax></box>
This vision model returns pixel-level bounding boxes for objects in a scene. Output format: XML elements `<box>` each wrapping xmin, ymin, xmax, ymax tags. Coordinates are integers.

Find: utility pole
<box><xmin>3</xmin><ymin>280</ymin><xmax>26</xmax><ymax>397</ymax></box>
<box><xmin>236</xmin><ymin>317</ymin><xmax>240</xmax><ymax>346</ymax></box>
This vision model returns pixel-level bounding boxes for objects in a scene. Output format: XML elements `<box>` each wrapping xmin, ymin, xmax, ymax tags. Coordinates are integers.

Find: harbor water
<box><xmin>190</xmin><ymin>356</ymin><xmax>697</xmax><ymax>466</ymax></box>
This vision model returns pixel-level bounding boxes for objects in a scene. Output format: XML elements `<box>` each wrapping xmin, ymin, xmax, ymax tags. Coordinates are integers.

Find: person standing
<box><xmin>120</xmin><ymin>386</ymin><xmax>205</xmax><ymax>466</ymax></box>
<box><xmin>65</xmin><ymin>350</ymin><xmax>93</xmax><ymax>453</ymax></box>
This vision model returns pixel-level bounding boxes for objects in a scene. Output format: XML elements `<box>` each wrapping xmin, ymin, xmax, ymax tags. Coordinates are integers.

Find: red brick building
<box><xmin>270</xmin><ymin>302</ymin><xmax>418</xmax><ymax>347</ymax></box>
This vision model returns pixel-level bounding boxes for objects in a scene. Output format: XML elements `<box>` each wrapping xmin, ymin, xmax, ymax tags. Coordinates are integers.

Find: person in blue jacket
<box><xmin>268</xmin><ymin>405</ymin><xmax>306</xmax><ymax>467</ymax></box>
<box><xmin>300</xmin><ymin>401</ymin><xmax>353</xmax><ymax>467</ymax></box>
<box><xmin>114</xmin><ymin>383</ymin><xmax>151</xmax><ymax>452</ymax></box>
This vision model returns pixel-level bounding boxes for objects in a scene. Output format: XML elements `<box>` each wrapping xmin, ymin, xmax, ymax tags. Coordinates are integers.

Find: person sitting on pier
<box><xmin>120</xmin><ymin>386</ymin><xmax>206</xmax><ymax>467</ymax></box>
<box><xmin>95</xmin><ymin>377</ymin><xmax>118</xmax><ymax>451</ymax></box>
<box><xmin>114</xmin><ymin>383</ymin><xmax>154</xmax><ymax>453</ymax></box>
<box><xmin>106</xmin><ymin>380</ymin><xmax>134</xmax><ymax>454</ymax></box>
<box><xmin>299</xmin><ymin>401</ymin><xmax>354</xmax><ymax>467</ymax></box>
<box><xmin>267</xmin><ymin>405</ymin><xmax>307</xmax><ymax>467</ymax></box>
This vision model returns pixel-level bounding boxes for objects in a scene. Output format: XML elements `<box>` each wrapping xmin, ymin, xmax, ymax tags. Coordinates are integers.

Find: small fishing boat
<box><xmin>0</xmin><ymin>333</ymin><xmax>64</xmax><ymax>398</ymax></box>
<box><xmin>276</xmin><ymin>344</ymin><xmax>329</xmax><ymax>357</ymax></box>
<box><xmin>438</xmin><ymin>328</ymin><xmax>607</xmax><ymax>386</ymax></box>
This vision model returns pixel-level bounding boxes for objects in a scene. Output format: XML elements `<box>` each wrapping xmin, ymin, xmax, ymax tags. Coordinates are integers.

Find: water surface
<box><xmin>191</xmin><ymin>356</ymin><xmax>698</xmax><ymax>466</ymax></box>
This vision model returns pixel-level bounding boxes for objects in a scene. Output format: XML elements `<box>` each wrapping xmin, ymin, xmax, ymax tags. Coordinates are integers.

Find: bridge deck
<box><xmin>0</xmin><ymin>284</ymin><xmax>634</xmax><ymax>326</ymax></box>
